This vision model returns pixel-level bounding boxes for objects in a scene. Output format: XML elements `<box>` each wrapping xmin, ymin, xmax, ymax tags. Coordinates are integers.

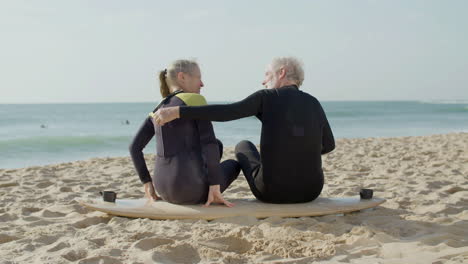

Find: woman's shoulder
<box><xmin>174</xmin><ymin>93</ymin><xmax>207</xmax><ymax>106</ymax></box>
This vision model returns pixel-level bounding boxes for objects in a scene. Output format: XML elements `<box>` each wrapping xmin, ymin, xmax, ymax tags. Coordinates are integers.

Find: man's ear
<box><xmin>279</xmin><ymin>67</ymin><xmax>287</xmax><ymax>79</ymax></box>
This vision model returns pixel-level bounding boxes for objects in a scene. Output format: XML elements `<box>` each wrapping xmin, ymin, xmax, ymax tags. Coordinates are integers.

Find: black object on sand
<box><xmin>360</xmin><ymin>189</ymin><xmax>373</xmax><ymax>199</ymax></box>
<box><xmin>100</xmin><ymin>191</ymin><xmax>117</xmax><ymax>203</ymax></box>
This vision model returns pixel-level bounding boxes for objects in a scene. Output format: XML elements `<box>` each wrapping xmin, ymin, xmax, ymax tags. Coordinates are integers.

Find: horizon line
<box><xmin>3</xmin><ymin>99</ymin><xmax>468</xmax><ymax>105</ymax></box>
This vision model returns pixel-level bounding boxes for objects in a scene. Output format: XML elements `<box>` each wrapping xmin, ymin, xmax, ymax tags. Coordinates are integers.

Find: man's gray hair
<box><xmin>270</xmin><ymin>57</ymin><xmax>304</xmax><ymax>87</ymax></box>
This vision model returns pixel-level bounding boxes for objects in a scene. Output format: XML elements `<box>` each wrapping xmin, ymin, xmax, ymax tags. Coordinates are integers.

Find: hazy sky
<box><xmin>1</xmin><ymin>0</ymin><xmax>467</xmax><ymax>103</ymax></box>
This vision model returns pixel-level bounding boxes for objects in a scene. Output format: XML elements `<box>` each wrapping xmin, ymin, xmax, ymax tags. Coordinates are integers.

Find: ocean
<box><xmin>1</xmin><ymin>101</ymin><xmax>467</xmax><ymax>169</ymax></box>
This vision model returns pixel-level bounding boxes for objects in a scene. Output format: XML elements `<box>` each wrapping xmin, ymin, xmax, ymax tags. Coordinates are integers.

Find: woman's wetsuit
<box><xmin>129</xmin><ymin>92</ymin><xmax>240</xmax><ymax>204</ymax></box>
<box><xmin>178</xmin><ymin>85</ymin><xmax>335</xmax><ymax>204</ymax></box>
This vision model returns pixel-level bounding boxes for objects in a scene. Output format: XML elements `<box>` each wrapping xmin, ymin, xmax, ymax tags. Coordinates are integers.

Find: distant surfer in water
<box><xmin>129</xmin><ymin>59</ymin><xmax>240</xmax><ymax>207</ymax></box>
<box><xmin>153</xmin><ymin>57</ymin><xmax>335</xmax><ymax>203</ymax></box>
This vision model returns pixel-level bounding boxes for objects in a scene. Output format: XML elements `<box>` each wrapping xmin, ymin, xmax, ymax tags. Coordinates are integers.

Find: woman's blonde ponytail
<box><xmin>159</xmin><ymin>69</ymin><xmax>170</xmax><ymax>98</ymax></box>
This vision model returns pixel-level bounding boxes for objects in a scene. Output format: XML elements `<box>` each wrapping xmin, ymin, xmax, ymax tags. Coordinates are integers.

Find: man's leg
<box><xmin>216</xmin><ymin>139</ymin><xmax>241</xmax><ymax>192</ymax></box>
<box><xmin>234</xmin><ymin>140</ymin><xmax>265</xmax><ymax>200</ymax></box>
<box><xmin>216</xmin><ymin>139</ymin><xmax>223</xmax><ymax>160</ymax></box>
<box><xmin>219</xmin><ymin>160</ymin><xmax>240</xmax><ymax>192</ymax></box>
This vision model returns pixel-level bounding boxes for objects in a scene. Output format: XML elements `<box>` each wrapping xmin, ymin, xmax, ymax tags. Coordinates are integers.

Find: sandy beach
<box><xmin>0</xmin><ymin>133</ymin><xmax>466</xmax><ymax>263</ymax></box>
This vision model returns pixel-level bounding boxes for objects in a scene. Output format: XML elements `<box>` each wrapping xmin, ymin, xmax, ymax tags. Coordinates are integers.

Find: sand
<box><xmin>0</xmin><ymin>133</ymin><xmax>467</xmax><ymax>263</ymax></box>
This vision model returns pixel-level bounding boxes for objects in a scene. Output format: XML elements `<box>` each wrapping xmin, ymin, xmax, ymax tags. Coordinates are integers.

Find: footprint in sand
<box><xmin>22</xmin><ymin>215</ymin><xmax>41</xmax><ymax>222</ymax></box>
<box><xmin>89</xmin><ymin>238</ymin><xmax>106</xmax><ymax>247</ymax></box>
<box><xmin>34</xmin><ymin>235</ymin><xmax>61</xmax><ymax>245</ymax></box>
<box><xmin>47</xmin><ymin>241</ymin><xmax>71</xmax><ymax>252</ymax></box>
<box><xmin>108</xmin><ymin>249</ymin><xmax>123</xmax><ymax>257</ymax></box>
<box><xmin>20</xmin><ymin>243</ymin><xmax>36</xmax><ymax>252</ymax></box>
<box><xmin>0</xmin><ymin>213</ymin><xmax>18</xmax><ymax>221</ymax></box>
<box><xmin>199</xmin><ymin>237</ymin><xmax>252</xmax><ymax>254</ymax></box>
<box><xmin>0</xmin><ymin>233</ymin><xmax>20</xmax><ymax>244</ymax></box>
<box><xmin>59</xmin><ymin>186</ymin><xmax>73</xmax><ymax>192</ymax></box>
<box><xmin>26</xmin><ymin>219</ymin><xmax>55</xmax><ymax>227</ymax></box>
<box><xmin>132</xmin><ymin>237</ymin><xmax>174</xmax><ymax>251</ymax></box>
<box><xmin>62</xmin><ymin>179</ymin><xmax>81</xmax><ymax>184</ymax></box>
<box><xmin>130</xmin><ymin>232</ymin><xmax>155</xmax><ymax>241</ymax></box>
<box><xmin>85</xmin><ymin>186</ymin><xmax>101</xmax><ymax>192</ymax></box>
<box><xmin>445</xmin><ymin>186</ymin><xmax>465</xmax><ymax>194</ymax></box>
<box><xmin>21</xmin><ymin>207</ymin><xmax>42</xmax><ymax>216</ymax></box>
<box><xmin>33</xmin><ymin>209</ymin><xmax>66</xmax><ymax>218</ymax></box>
<box><xmin>151</xmin><ymin>244</ymin><xmax>201</xmax><ymax>264</ymax></box>
<box><xmin>61</xmin><ymin>249</ymin><xmax>88</xmax><ymax>262</ymax></box>
<box><xmin>0</xmin><ymin>182</ymin><xmax>19</xmax><ymax>188</ymax></box>
<box><xmin>70</xmin><ymin>204</ymin><xmax>92</xmax><ymax>214</ymax></box>
<box><xmin>77</xmin><ymin>256</ymin><xmax>123</xmax><ymax>264</ymax></box>
<box><xmin>35</xmin><ymin>180</ymin><xmax>55</xmax><ymax>189</ymax></box>
<box><xmin>72</xmin><ymin>216</ymin><xmax>111</xmax><ymax>229</ymax></box>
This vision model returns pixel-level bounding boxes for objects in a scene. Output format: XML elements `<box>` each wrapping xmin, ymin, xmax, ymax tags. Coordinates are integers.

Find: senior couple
<box><xmin>129</xmin><ymin>57</ymin><xmax>335</xmax><ymax>207</ymax></box>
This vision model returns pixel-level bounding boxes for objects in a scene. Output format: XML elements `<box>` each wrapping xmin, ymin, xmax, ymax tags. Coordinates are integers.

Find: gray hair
<box><xmin>270</xmin><ymin>57</ymin><xmax>304</xmax><ymax>87</ymax></box>
<box><xmin>159</xmin><ymin>59</ymin><xmax>199</xmax><ymax>97</ymax></box>
<box><xmin>167</xmin><ymin>59</ymin><xmax>199</xmax><ymax>82</ymax></box>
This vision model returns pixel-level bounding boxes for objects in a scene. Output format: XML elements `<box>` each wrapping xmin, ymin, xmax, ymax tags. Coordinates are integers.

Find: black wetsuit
<box><xmin>179</xmin><ymin>85</ymin><xmax>335</xmax><ymax>203</ymax></box>
<box><xmin>129</xmin><ymin>92</ymin><xmax>240</xmax><ymax>204</ymax></box>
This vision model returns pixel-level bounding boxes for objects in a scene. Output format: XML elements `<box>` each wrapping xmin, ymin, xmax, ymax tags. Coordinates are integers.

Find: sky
<box><xmin>0</xmin><ymin>0</ymin><xmax>467</xmax><ymax>103</ymax></box>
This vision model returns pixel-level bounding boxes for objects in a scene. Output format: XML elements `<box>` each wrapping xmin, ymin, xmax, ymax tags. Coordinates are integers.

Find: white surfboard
<box><xmin>78</xmin><ymin>197</ymin><xmax>386</xmax><ymax>220</ymax></box>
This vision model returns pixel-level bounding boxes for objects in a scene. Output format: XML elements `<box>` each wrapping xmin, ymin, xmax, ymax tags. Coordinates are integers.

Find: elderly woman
<box><xmin>129</xmin><ymin>59</ymin><xmax>240</xmax><ymax>206</ymax></box>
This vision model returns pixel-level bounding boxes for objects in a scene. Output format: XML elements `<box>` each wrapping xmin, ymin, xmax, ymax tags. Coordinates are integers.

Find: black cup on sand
<box><xmin>100</xmin><ymin>191</ymin><xmax>117</xmax><ymax>203</ymax></box>
<box><xmin>359</xmin><ymin>189</ymin><xmax>373</xmax><ymax>199</ymax></box>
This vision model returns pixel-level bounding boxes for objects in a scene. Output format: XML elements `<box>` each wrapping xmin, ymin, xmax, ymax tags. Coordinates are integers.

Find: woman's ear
<box><xmin>177</xmin><ymin>72</ymin><xmax>185</xmax><ymax>83</ymax></box>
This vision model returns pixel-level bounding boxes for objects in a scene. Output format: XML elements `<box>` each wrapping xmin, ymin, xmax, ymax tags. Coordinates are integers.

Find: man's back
<box><xmin>258</xmin><ymin>86</ymin><xmax>335</xmax><ymax>202</ymax></box>
<box><xmin>179</xmin><ymin>85</ymin><xmax>335</xmax><ymax>203</ymax></box>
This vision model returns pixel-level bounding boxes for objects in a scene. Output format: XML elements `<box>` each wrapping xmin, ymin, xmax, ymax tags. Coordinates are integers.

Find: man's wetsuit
<box><xmin>179</xmin><ymin>85</ymin><xmax>335</xmax><ymax>203</ymax></box>
<box><xmin>129</xmin><ymin>92</ymin><xmax>240</xmax><ymax>204</ymax></box>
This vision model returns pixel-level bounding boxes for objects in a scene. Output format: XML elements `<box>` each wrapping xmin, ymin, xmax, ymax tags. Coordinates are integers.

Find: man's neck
<box><xmin>276</xmin><ymin>80</ymin><xmax>298</xmax><ymax>88</ymax></box>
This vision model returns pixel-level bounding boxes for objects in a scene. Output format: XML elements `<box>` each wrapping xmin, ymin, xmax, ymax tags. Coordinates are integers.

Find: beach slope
<box><xmin>0</xmin><ymin>133</ymin><xmax>466</xmax><ymax>263</ymax></box>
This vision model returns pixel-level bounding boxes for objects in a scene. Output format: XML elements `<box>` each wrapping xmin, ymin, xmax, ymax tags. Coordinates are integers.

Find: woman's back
<box><xmin>153</xmin><ymin>93</ymin><xmax>213</xmax><ymax>204</ymax></box>
<box><xmin>155</xmin><ymin>94</ymin><xmax>203</xmax><ymax>157</ymax></box>
<box><xmin>130</xmin><ymin>59</ymin><xmax>239</xmax><ymax>207</ymax></box>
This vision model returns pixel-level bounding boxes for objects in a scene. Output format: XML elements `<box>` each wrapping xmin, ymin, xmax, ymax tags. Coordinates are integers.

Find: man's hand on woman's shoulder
<box><xmin>153</xmin><ymin>107</ymin><xmax>180</xmax><ymax>126</ymax></box>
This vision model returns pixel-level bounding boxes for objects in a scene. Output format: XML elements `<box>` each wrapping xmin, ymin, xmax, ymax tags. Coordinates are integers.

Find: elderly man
<box><xmin>154</xmin><ymin>57</ymin><xmax>335</xmax><ymax>203</ymax></box>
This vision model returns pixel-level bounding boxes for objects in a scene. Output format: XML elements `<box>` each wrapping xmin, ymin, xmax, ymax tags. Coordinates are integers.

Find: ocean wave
<box><xmin>418</xmin><ymin>100</ymin><xmax>468</xmax><ymax>105</ymax></box>
<box><xmin>416</xmin><ymin>100</ymin><xmax>468</xmax><ymax>113</ymax></box>
<box><xmin>0</xmin><ymin>135</ymin><xmax>134</xmax><ymax>152</ymax></box>
<box><xmin>326</xmin><ymin>111</ymin><xmax>361</xmax><ymax>118</ymax></box>
<box><xmin>437</xmin><ymin>107</ymin><xmax>468</xmax><ymax>113</ymax></box>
